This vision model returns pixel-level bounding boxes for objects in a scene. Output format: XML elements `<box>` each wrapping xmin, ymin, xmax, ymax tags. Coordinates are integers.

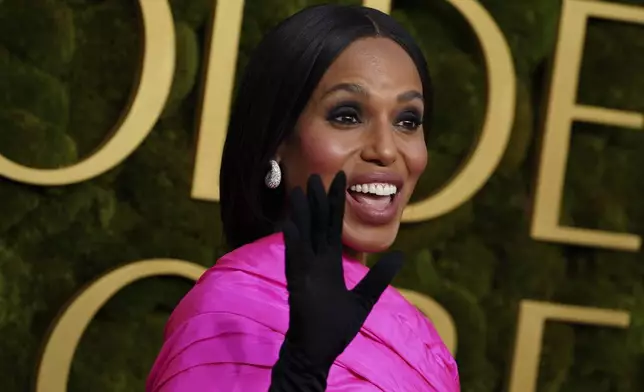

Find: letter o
<box><xmin>402</xmin><ymin>0</ymin><xmax>517</xmax><ymax>222</ymax></box>
<box><xmin>34</xmin><ymin>259</ymin><xmax>206</xmax><ymax>392</ymax></box>
<box><xmin>0</xmin><ymin>0</ymin><xmax>175</xmax><ymax>186</ymax></box>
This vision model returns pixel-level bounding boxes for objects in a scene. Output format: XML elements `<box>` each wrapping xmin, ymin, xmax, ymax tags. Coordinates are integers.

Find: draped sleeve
<box><xmin>146</xmin><ymin>264</ymin><xmax>287</xmax><ymax>392</ymax></box>
<box><xmin>146</xmin><ymin>311</ymin><xmax>280</xmax><ymax>391</ymax></box>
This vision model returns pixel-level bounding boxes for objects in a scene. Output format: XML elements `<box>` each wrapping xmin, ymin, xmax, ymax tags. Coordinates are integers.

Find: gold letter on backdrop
<box><xmin>531</xmin><ymin>0</ymin><xmax>644</xmax><ymax>251</ymax></box>
<box><xmin>190</xmin><ymin>0</ymin><xmax>245</xmax><ymax>201</ymax></box>
<box><xmin>508</xmin><ymin>300</ymin><xmax>630</xmax><ymax>392</ymax></box>
<box><xmin>0</xmin><ymin>0</ymin><xmax>175</xmax><ymax>186</ymax></box>
<box><xmin>402</xmin><ymin>0</ymin><xmax>516</xmax><ymax>222</ymax></box>
<box><xmin>35</xmin><ymin>260</ymin><xmax>207</xmax><ymax>392</ymax></box>
<box><xmin>362</xmin><ymin>0</ymin><xmax>392</xmax><ymax>13</ymax></box>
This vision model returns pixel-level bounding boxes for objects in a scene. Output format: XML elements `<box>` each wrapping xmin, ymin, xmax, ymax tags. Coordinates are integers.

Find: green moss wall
<box><xmin>1</xmin><ymin>0</ymin><xmax>643</xmax><ymax>390</ymax></box>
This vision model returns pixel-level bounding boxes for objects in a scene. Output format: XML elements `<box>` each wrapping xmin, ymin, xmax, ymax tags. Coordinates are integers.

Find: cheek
<box><xmin>287</xmin><ymin>127</ymin><xmax>355</xmax><ymax>186</ymax></box>
<box><xmin>301</xmin><ymin>136</ymin><xmax>345</xmax><ymax>170</ymax></box>
<box><xmin>405</xmin><ymin>140</ymin><xmax>428</xmax><ymax>180</ymax></box>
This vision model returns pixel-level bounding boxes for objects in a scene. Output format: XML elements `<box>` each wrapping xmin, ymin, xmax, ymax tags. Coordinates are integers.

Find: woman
<box><xmin>147</xmin><ymin>4</ymin><xmax>459</xmax><ymax>391</ymax></box>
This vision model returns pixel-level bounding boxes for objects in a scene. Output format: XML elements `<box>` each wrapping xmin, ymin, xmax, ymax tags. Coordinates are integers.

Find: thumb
<box><xmin>351</xmin><ymin>251</ymin><xmax>404</xmax><ymax>309</ymax></box>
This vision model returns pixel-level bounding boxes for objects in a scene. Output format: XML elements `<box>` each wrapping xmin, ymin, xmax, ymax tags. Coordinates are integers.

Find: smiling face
<box><xmin>278</xmin><ymin>37</ymin><xmax>428</xmax><ymax>254</ymax></box>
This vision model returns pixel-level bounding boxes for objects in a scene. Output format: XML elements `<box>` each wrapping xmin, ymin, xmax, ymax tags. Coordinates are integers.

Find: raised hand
<box><xmin>269</xmin><ymin>172</ymin><xmax>403</xmax><ymax>390</ymax></box>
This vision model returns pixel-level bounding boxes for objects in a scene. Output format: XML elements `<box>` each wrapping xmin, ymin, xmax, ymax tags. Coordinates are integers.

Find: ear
<box><xmin>275</xmin><ymin>141</ymin><xmax>287</xmax><ymax>163</ymax></box>
<box><xmin>276</xmin><ymin>126</ymin><xmax>301</xmax><ymax>166</ymax></box>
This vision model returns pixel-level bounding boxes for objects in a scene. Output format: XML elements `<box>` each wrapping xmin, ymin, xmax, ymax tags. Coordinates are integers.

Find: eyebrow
<box><xmin>321</xmin><ymin>83</ymin><xmax>423</xmax><ymax>103</ymax></box>
<box><xmin>397</xmin><ymin>90</ymin><xmax>423</xmax><ymax>103</ymax></box>
<box><xmin>322</xmin><ymin>83</ymin><xmax>368</xmax><ymax>98</ymax></box>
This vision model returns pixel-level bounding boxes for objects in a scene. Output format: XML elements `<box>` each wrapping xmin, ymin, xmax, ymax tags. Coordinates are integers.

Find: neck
<box><xmin>344</xmin><ymin>247</ymin><xmax>367</xmax><ymax>265</ymax></box>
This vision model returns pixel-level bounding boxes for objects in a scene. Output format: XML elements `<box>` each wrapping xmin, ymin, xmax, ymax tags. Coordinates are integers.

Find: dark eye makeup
<box><xmin>326</xmin><ymin>101</ymin><xmax>362</xmax><ymax>126</ymax></box>
<box><xmin>326</xmin><ymin>101</ymin><xmax>423</xmax><ymax>131</ymax></box>
<box><xmin>395</xmin><ymin>108</ymin><xmax>423</xmax><ymax>131</ymax></box>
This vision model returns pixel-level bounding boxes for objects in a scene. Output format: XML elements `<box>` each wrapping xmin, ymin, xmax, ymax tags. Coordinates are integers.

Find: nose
<box><xmin>360</xmin><ymin>118</ymin><xmax>397</xmax><ymax>167</ymax></box>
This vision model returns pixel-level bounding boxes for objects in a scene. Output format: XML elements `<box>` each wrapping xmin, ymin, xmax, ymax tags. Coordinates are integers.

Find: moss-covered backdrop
<box><xmin>1</xmin><ymin>0</ymin><xmax>644</xmax><ymax>390</ymax></box>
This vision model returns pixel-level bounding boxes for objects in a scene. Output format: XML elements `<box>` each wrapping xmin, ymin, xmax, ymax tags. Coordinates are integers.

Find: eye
<box><xmin>395</xmin><ymin>109</ymin><xmax>423</xmax><ymax>131</ymax></box>
<box><xmin>327</xmin><ymin>103</ymin><xmax>362</xmax><ymax>126</ymax></box>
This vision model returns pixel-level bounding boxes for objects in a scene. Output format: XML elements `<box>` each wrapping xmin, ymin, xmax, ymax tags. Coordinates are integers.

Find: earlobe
<box><xmin>275</xmin><ymin>142</ymin><xmax>286</xmax><ymax>163</ymax></box>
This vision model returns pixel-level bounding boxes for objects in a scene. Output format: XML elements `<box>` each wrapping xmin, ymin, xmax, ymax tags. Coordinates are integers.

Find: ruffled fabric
<box><xmin>147</xmin><ymin>233</ymin><xmax>460</xmax><ymax>391</ymax></box>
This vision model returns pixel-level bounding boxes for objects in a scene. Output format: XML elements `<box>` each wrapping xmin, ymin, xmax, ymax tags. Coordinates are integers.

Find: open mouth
<box><xmin>347</xmin><ymin>183</ymin><xmax>399</xmax><ymax>211</ymax></box>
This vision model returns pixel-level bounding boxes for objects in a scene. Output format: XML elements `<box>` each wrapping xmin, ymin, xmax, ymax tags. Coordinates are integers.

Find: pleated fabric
<box><xmin>147</xmin><ymin>233</ymin><xmax>460</xmax><ymax>391</ymax></box>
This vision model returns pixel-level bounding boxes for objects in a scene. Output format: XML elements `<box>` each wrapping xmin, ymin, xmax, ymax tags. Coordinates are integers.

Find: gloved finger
<box><xmin>351</xmin><ymin>251</ymin><xmax>403</xmax><ymax>309</ymax></box>
<box><xmin>288</xmin><ymin>186</ymin><xmax>311</xmax><ymax>248</ymax></box>
<box><xmin>307</xmin><ymin>174</ymin><xmax>329</xmax><ymax>254</ymax></box>
<box><xmin>327</xmin><ymin>171</ymin><xmax>346</xmax><ymax>249</ymax></box>
<box><xmin>282</xmin><ymin>220</ymin><xmax>306</xmax><ymax>291</ymax></box>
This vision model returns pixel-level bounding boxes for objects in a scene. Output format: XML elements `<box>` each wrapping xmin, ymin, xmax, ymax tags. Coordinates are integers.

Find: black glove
<box><xmin>269</xmin><ymin>172</ymin><xmax>404</xmax><ymax>391</ymax></box>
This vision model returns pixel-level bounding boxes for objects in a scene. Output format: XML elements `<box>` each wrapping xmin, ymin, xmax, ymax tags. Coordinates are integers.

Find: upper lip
<box><xmin>347</xmin><ymin>172</ymin><xmax>404</xmax><ymax>190</ymax></box>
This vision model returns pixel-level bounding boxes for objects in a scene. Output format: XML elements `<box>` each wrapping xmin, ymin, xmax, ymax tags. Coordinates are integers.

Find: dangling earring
<box><xmin>265</xmin><ymin>159</ymin><xmax>281</xmax><ymax>189</ymax></box>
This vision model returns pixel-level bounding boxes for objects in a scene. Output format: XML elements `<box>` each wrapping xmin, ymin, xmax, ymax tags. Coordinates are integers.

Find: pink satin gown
<box><xmin>147</xmin><ymin>233</ymin><xmax>460</xmax><ymax>391</ymax></box>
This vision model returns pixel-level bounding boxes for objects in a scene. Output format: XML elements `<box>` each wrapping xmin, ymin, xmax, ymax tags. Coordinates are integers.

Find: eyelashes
<box><xmin>396</xmin><ymin>110</ymin><xmax>424</xmax><ymax>131</ymax></box>
<box><xmin>326</xmin><ymin>103</ymin><xmax>362</xmax><ymax>126</ymax></box>
<box><xmin>326</xmin><ymin>102</ymin><xmax>423</xmax><ymax>131</ymax></box>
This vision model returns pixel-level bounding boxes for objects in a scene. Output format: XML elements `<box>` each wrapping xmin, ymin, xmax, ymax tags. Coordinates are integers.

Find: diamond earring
<box><xmin>265</xmin><ymin>159</ymin><xmax>281</xmax><ymax>189</ymax></box>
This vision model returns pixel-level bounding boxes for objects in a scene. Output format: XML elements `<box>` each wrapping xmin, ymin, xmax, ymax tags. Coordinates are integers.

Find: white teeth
<box><xmin>349</xmin><ymin>183</ymin><xmax>398</xmax><ymax>196</ymax></box>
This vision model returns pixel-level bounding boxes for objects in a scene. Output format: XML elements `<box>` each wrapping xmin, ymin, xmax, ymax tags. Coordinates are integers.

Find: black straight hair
<box><xmin>219</xmin><ymin>4</ymin><xmax>433</xmax><ymax>250</ymax></box>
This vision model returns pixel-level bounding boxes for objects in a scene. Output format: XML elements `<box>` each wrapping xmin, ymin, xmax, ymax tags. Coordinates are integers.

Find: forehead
<box><xmin>315</xmin><ymin>37</ymin><xmax>422</xmax><ymax>95</ymax></box>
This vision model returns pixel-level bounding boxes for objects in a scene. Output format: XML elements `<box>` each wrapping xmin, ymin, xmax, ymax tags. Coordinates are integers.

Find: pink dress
<box><xmin>147</xmin><ymin>233</ymin><xmax>460</xmax><ymax>391</ymax></box>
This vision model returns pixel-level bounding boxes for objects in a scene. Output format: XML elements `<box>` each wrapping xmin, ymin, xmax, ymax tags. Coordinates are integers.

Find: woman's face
<box><xmin>278</xmin><ymin>37</ymin><xmax>428</xmax><ymax>254</ymax></box>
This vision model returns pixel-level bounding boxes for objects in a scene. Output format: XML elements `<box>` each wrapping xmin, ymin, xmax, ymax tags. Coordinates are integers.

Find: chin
<box><xmin>342</xmin><ymin>221</ymin><xmax>401</xmax><ymax>254</ymax></box>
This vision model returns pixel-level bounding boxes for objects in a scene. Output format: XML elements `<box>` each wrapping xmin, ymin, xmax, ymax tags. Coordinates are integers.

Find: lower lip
<box><xmin>345</xmin><ymin>191</ymin><xmax>401</xmax><ymax>226</ymax></box>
